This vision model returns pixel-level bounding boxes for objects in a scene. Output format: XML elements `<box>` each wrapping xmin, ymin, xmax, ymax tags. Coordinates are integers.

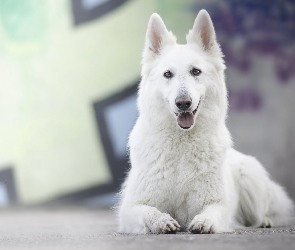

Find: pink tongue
<box><xmin>177</xmin><ymin>112</ymin><xmax>194</xmax><ymax>129</ymax></box>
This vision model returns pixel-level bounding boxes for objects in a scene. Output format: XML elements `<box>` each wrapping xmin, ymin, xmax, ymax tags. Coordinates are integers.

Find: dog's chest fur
<box><xmin>127</xmin><ymin>120</ymin><xmax>227</xmax><ymax>226</ymax></box>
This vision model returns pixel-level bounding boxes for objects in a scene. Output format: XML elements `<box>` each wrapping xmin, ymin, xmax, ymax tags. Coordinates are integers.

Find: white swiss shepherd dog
<box><xmin>118</xmin><ymin>10</ymin><xmax>294</xmax><ymax>234</ymax></box>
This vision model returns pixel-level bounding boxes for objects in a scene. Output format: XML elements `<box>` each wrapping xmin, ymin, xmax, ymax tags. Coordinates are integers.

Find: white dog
<box><xmin>118</xmin><ymin>10</ymin><xmax>294</xmax><ymax>234</ymax></box>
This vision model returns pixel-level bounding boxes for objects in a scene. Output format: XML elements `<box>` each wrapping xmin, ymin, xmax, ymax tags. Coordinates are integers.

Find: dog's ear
<box><xmin>186</xmin><ymin>10</ymin><xmax>221</xmax><ymax>56</ymax></box>
<box><xmin>143</xmin><ymin>13</ymin><xmax>176</xmax><ymax>62</ymax></box>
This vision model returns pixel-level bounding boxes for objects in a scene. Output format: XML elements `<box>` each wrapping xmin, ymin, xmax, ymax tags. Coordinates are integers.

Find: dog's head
<box><xmin>139</xmin><ymin>10</ymin><xmax>227</xmax><ymax>131</ymax></box>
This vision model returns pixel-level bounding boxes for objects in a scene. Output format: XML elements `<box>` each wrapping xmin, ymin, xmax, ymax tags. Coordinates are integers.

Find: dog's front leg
<box><xmin>119</xmin><ymin>204</ymin><xmax>180</xmax><ymax>234</ymax></box>
<box><xmin>188</xmin><ymin>203</ymin><xmax>230</xmax><ymax>234</ymax></box>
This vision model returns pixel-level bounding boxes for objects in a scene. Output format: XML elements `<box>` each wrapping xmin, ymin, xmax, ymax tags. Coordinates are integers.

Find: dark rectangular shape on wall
<box><xmin>71</xmin><ymin>0</ymin><xmax>129</xmax><ymax>26</ymax></box>
<box><xmin>93</xmin><ymin>82</ymin><xmax>138</xmax><ymax>188</ymax></box>
<box><xmin>0</xmin><ymin>167</ymin><xmax>18</xmax><ymax>204</ymax></box>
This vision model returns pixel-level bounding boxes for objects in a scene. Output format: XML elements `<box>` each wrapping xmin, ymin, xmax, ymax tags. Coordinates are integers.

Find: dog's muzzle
<box><xmin>175</xmin><ymin>99</ymin><xmax>201</xmax><ymax>129</ymax></box>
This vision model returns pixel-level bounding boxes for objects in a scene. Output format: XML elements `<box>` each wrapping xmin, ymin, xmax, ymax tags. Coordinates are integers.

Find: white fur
<box><xmin>118</xmin><ymin>10</ymin><xmax>294</xmax><ymax>234</ymax></box>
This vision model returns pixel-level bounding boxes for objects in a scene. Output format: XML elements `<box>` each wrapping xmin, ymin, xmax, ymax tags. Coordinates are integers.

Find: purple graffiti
<box><xmin>190</xmin><ymin>0</ymin><xmax>295</xmax><ymax>83</ymax></box>
<box><xmin>228</xmin><ymin>88</ymin><xmax>262</xmax><ymax>112</ymax></box>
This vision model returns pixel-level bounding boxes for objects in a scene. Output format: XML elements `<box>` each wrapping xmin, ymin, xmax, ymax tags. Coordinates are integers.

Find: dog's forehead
<box><xmin>160</xmin><ymin>44</ymin><xmax>204</xmax><ymax>69</ymax></box>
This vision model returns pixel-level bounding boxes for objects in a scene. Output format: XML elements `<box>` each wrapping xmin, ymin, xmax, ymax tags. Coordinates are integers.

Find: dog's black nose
<box><xmin>175</xmin><ymin>97</ymin><xmax>192</xmax><ymax>111</ymax></box>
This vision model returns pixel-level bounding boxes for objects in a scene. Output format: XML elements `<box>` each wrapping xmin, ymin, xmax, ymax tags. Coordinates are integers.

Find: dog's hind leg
<box><xmin>231</xmin><ymin>150</ymin><xmax>294</xmax><ymax>228</ymax></box>
<box><xmin>263</xmin><ymin>179</ymin><xmax>294</xmax><ymax>227</ymax></box>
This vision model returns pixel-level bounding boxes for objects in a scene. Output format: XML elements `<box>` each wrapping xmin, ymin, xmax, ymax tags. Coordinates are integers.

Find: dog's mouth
<box><xmin>175</xmin><ymin>99</ymin><xmax>201</xmax><ymax>130</ymax></box>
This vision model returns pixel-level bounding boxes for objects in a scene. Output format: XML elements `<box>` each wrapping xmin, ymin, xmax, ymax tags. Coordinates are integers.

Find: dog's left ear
<box><xmin>186</xmin><ymin>10</ymin><xmax>221</xmax><ymax>57</ymax></box>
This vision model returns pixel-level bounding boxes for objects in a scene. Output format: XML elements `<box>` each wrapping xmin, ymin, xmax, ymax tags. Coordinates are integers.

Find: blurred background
<box><xmin>0</xmin><ymin>0</ymin><xmax>294</xmax><ymax>207</ymax></box>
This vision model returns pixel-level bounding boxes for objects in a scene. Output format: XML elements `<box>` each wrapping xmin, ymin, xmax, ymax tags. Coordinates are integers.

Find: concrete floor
<box><xmin>0</xmin><ymin>207</ymin><xmax>294</xmax><ymax>250</ymax></box>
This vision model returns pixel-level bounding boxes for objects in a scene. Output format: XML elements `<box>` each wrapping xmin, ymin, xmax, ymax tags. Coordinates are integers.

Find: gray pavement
<box><xmin>0</xmin><ymin>207</ymin><xmax>294</xmax><ymax>250</ymax></box>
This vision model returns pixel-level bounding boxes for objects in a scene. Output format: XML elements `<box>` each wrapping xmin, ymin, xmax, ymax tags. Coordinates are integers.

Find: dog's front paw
<box><xmin>188</xmin><ymin>216</ymin><xmax>217</xmax><ymax>234</ymax></box>
<box><xmin>149</xmin><ymin>213</ymin><xmax>181</xmax><ymax>234</ymax></box>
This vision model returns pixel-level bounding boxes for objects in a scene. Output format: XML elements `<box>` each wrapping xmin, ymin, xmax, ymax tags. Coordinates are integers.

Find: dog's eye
<box><xmin>163</xmin><ymin>71</ymin><xmax>173</xmax><ymax>79</ymax></box>
<box><xmin>191</xmin><ymin>68</ymin><xmax>201</xmax><ymax>76</ymax></box>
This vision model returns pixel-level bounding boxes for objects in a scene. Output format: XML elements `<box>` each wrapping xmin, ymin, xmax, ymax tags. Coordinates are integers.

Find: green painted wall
<box><xmin>0</xmin><ymin>0</ymin><xmax>196</xmax><ymax>204</ymax></box>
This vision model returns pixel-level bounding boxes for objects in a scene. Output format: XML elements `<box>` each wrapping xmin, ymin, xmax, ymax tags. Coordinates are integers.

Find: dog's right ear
<box><xmin>143</xmin><ymin>13</ymin><xmax>176</xmax><ymax>63</ymax></box>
